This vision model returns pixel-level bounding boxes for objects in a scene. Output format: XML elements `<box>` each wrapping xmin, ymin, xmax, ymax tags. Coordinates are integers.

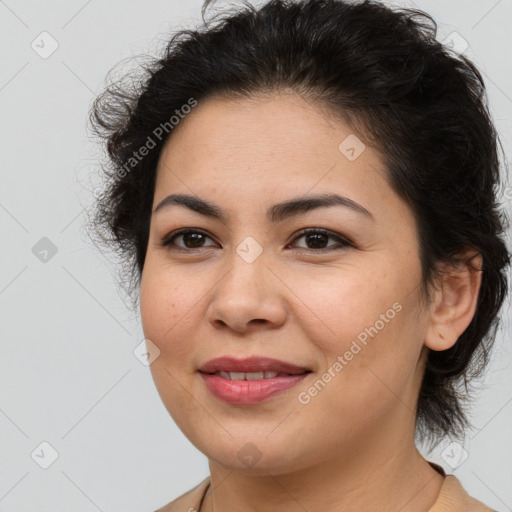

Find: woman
<box><xmin>87</xmin><ymin>0</ymin><xmax>510</xmax><ymax>510</ymax></box>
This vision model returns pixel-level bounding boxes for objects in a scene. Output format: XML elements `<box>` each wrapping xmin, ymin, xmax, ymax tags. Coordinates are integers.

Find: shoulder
<box><xmin>430</xmin><ymin>474</ymin><xmax>496</xmax><ymax>511</ymax></box>
<box><xmin>154</xmin><ymin>477</ymin><xmax>211</xmax><ymax>512</ymax></box>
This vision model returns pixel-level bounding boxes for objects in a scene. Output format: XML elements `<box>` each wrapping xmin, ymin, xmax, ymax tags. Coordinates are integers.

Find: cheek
<box><xmin>287</xmin><ymin>264</ymin><xmax>399</xmax><ymax>350</ymax></box>
<box><xmin>140</xmin><ymin>261</ymin><xmax>201</xmax><ymax>363</ymax></box>
<box><xmin>292</xmin><ymin>270</ymin><xmax>422</xmax><ymax>407</ymax></box>
<box><xmin>140</xmin><ymin>263</ymin><xmax>203</xmax><ymax>422</ymax></box>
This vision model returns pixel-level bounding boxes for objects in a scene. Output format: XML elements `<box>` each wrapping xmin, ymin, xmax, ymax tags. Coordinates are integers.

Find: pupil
<box><xmin>307</xmin><ymin>233</ymin><xmax>327</xmax><ymax>248</ymax></box>
<box><xmin>184</xmin><ymin>233</ymin><xmax>204</xmax><ymax>248</ymax></box>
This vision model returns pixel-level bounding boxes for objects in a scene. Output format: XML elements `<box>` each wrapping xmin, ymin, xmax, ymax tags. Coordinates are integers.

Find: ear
<box><xmin>424</xmin><ymin>247</ymin><xmax>483</xmax><ymax>352</ymax></box>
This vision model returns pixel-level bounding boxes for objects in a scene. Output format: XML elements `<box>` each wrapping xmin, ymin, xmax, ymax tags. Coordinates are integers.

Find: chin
<box><xmin>196</xmin><ymin>434</ymin><xmax>317</xmax><ymax>477</ymax></box>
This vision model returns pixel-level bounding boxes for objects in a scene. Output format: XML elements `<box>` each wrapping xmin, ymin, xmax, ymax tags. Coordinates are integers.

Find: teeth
<box><xmin>245</xmin><ymin>372</ymin><xmax>264</xmax><ymax>380</ymax></box>
<box><xmin>229</xmin><ymin>371</ymin><xmax>246</xmax><ymax>381</ymax></box>
<box><xmin>215</xmin><ymin>371</ymin><xmax>280</xmax><ymax>380</ymax></box>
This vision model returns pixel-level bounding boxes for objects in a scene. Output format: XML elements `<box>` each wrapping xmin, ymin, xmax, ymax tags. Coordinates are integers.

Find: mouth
<box><xmin>198</xmin><ymin>356</ymin><xmax>311</xmax><ymax>375</ymax></box>
<box><xmin>198</xmin><ymin>356</ymin><xmax>312</xmax><ymax>404</ymax></box>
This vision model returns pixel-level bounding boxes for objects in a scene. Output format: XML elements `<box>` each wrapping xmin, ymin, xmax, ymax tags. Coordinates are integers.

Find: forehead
<box><xmin>157</xmin><ymin>93</ymin><xmax>380</xmax><ymax>180</ymax></box>
<box><xmin>153</xmin><ymin>93</ymin><xmax>407</xmax><ymax>225</ymax></box>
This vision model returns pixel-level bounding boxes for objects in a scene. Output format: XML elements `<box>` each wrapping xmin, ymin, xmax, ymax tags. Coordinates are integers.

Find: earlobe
<box><xmin>424</xmin><ymin>249</ymin><xmax>483</xmax><ymax>352</ymax></box>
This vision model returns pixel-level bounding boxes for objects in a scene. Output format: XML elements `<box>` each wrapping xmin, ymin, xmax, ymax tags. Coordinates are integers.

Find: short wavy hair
<box><xmin>86</xmin><ymin>0</ymin><xmax>511</xmax><ymax>446</ymax></box>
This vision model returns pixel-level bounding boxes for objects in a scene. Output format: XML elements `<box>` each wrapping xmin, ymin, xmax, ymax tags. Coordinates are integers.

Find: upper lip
<box><xmin>199</xmin><ymin>357</ymin><xmax>311</xmax><ymax>375</ymax></box>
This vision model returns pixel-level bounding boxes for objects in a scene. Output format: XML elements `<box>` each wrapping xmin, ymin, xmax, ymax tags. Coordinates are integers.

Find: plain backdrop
<box><xmin>1</xmin><ymin>0</ymin><xmax>511</xmax><ymax>510</ymax></box>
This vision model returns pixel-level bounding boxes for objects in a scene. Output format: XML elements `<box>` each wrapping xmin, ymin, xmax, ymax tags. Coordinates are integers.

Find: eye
<box><xmin>287</xmin><ymin>228</ymin><xmax>353</xmax><ymax>252</ymax></box>
<box><xmin>159</xmin><ymin>228</ymin><xmax>218</xmax><ymax>251</ymax></box>
<box><xmin>158</xmin><ymin>227</ymin><xmax>353</xmax><ymax>253</ymax></box>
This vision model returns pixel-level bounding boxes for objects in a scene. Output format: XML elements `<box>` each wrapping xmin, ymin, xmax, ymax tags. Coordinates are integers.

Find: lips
<box><xmin>198</xmin><ymin>356</ymin><xmax>311</xmax><ymax>404</ymax></box>
<box><xmin>198</xmin><ymin>356</ymin><xmax>310</xmax><ymax>375</ymax></box>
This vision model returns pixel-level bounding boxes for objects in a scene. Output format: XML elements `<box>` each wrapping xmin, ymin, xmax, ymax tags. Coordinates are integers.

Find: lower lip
<box><xmin>199</xmin><ymin>372</ymin><xmax>309</xmax><ymax>404</ymax></box>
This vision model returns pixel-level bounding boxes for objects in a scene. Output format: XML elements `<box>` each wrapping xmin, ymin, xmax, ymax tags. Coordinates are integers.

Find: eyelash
<box><xmin>158</xmin><ymin>228</ymin><xmax>353</xmax><ymax>253</ymax></box>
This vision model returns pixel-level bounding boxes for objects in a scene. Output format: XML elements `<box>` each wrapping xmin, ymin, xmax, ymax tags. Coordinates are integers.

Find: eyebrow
<box><xmin>153</xmin><ymin>192</ymin><xmax>374</xmax><ymax>223</ymax></box>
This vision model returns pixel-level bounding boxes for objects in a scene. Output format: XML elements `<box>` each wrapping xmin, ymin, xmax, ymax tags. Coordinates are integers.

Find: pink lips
<box><xmin>198</xmin><ymin>356</ymin><xmax>311</xmax><ymax>404</ymax></box>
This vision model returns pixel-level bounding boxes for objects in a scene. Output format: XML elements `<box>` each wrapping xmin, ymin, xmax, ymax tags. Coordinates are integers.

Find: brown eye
<box><xmin>160</xmin><ymin>229</ymin><xmax>218</xmax><ymax>250</ymax></box>
<box><xmin>302</xmin><ymin>232</ymin><xmax>329</xmax><ymax>249</ymax></box>
<box><xmin>289</xmin><ymin>229</ymin><xmax>352</xmax><ymax>251</ymax></box>
<box><xmin>180</xmin><ymin>232</ymin><xmax>208</xmax><ymax>248</ymax></box>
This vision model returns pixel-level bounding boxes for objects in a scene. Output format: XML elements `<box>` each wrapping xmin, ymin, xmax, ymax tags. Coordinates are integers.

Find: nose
<box><xmin>206</xmin><ymin>248</ymin><xmax>288</xmax><ymax>333</ymax></box>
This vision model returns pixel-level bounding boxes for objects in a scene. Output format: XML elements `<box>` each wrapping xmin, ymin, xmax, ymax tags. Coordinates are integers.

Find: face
<box><xmin>140</xmin><ymin>92</ymin><xmax>431</xmax><ymax>475</ymax></box>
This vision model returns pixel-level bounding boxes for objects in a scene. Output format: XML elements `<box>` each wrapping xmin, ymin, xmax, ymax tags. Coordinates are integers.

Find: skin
<box><xmin>139</xmin><ymin>91</ymin><xmax>482</xmax><ymax>512</ymax></box>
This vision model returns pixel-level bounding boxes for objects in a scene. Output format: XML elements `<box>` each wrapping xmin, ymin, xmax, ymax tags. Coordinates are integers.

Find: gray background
<box><xmin>1</xmin><ymin>0</ymin><xmax>511</xmax><ymax>510</ymax></box>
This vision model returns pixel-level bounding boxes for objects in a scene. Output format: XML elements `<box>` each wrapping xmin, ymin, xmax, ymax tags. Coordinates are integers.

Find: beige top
<box><xmin>154</xmin><ymin>468</ymin><xmax>496</xmax><ymax>512</ymax></box>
